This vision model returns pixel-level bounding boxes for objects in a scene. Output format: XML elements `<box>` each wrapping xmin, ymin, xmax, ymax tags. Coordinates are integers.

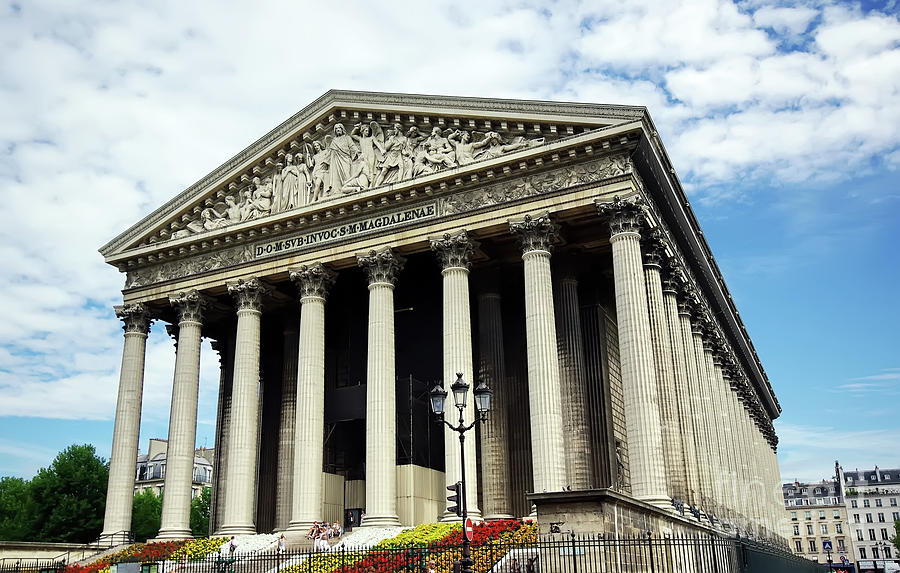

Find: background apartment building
<box><xmin>784</xmin><ymin>476</ymin><xmax>854</xmax><ymax>565</ymax></box>
<box><xmin>838</xmin><ymin>462</ymin><xmax>900</xmax><ymax>571</ymax></box>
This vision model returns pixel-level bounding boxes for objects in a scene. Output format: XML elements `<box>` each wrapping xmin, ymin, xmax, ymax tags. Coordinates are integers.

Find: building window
<box><xmin>869</xmin><ymin>529</ymin><xmax>877</xmax><ymax>541</ymax></box>
<box><xmin>793</xmin><ymin>525</ymin><xmax>800</xmax><ymax>535</ymax></box>
<box><xmin>882</xmin><ymin>528</ymin><xmax>889</xmax><ymax>540</ymax></box>
<box><xmin>867</xmin><ymin>513</ymin><xmax>873</xmax><ymax>523</ymax></box>
<box><xmin>885</xmin><ymin>474</ymin><xmax>891</xmax><ymax>479</ymax></box>
<box><xmin>874</xmin><ymin>547</ymin><xmax>881</xmax><ymax>559</ymax></box>
<box><xmin>891</xmin><ymin>498</ymin><xmax>897</xmax><ymax>507</ymax></box>
<box><xmin>791</xmin><ymin>511</ymin><xmax>797</xmax><ymax>521</ymax></box>
<box><xmin>807</xmin><ymin>524</ymin><xmax>814</xmax><ymax>535</ymax></box>
<box><xmin>864</xmin><ymin>499</ymin><xmax>871</xmax><ymax>507</ymax></box>
<box><xmin>886</xmin><ymin>547</ymin><xmax>893</xmax><ymax>558</ymax></box>
<box><xmin>834</xmin><ymin>509</ymin><xmax>841</xmax><ymax>519</ymax></box>
<box><xmin>852</xmin><ymin>500</ymin><xmax>858</xmax><ymax>508</ymax></box>
<box><xmin>819</xmin><ymin>510</ymin><xmax>826</xmax><ymax>519</ymax></box>
<box><xmin>817</xmin><ymin>498</ymin><xmax>825</xmax><ymax>505</ymax></box>
<box><xmin>854</xmin><ymin>514</ymin><xmax>860</xmax><ymax>523</ymax></box>
<box><xmin>876</xmin><ymin>499</ymin><xmax>883</xmax><ymax>507</ymax></box>
<box><xmin>809</xmin><ymin>539</ymin><xmax>817</xmax><ymax>553</ymax></box>
<box><xmin>879</xmin><ymin>513</ymin><xmax>885</xmax><ymax>522</ymax></box>
<box><xmin>857</xmin><ymin>530</ymin><xmax>864</xmax><ymax>541</ymax></box>
<box><xmin>806</xmin><ymin>511</ymin><xmax>812</xmax><ymax>520</ymax></box>
<box><xmin>836</xmin><ymin>523</ymin><xmax>843</xmax><ymax>534</ymax></box>
<box><xmin>860</xmin><ymin>548</ymin><xmax>867</xmax><ymax>559</ymax></box>
<box><xmin>795</xmin><ymin>540</ymin><xmax>802</xmax><ymax>553</ymax></box>
<box><xmin>832</xmin><ymin>497</ymin><xmax>839</xmax><ymax>504</ymax></box>
<box><xmin>838</xmin><ymin>539</ymin><xmax>845</xmax><ymax>551</ymax></box>
<box><xmin>821</xmin><ymin>524</ymin><xmax>828</xmax><ymax>534</ymax></box>
<box><xmin>893</xmin><ymin>512</ymin><xmax>899</xmax><ymax>521</ymax></box>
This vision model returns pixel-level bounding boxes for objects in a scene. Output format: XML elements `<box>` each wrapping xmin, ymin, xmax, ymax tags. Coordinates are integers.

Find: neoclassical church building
<box><xmin>99</xmin><ymin>91</ymin><xmax>787</xmax><ymax>542</ymax></box>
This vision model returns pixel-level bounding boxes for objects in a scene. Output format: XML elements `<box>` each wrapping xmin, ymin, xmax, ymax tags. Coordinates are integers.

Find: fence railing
<box><xmin>44</xmin><ymin>532</ymin><xmax>828</xmax><ymax>573</ymax></box>
<box><xmin>0</xmin><ymin>558</ymin><xmax>66</xmax><ymax>573</ymax></box>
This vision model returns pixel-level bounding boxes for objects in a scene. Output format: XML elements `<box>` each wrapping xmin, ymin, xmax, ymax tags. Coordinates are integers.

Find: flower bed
<box><xmin>285</xmin><ymin>519</ymin><xmax>536</xmax><ymax>573</ymax></box>
<box><xmin>65</xmin><ymin>537</ymin><xmax>228</xmax><ymax>573</ymax></box>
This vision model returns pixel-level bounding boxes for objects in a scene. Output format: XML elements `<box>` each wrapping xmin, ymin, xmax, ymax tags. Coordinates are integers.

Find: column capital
<box><xmin>169</xmin><ymin>290</ymin><xmax>211</xmax><ymax>324</ymax></box>
<box><xmin>227</xmin><ymin>277</ymin><xmax>270</xmax><ymax>312</ymax></box>
<box><xmin>115</xmin><ymin>303</ymin><xmax>151</xmax><ymax>335</ymax></box>
<box><xmin>596</xmin><ymin>194</ymin><xmax>647</xmax><ymax>236</ymax></box>
<box><xmin>509</xmin><ymin>212</ymin><xmax>559</xmax><ymax>254</ymax></box>
<box><xmin>641</xmin><ymin>228</ymin><xmax>667</xmax><ymax>268</ymax></box>
<box><xmin>290</xmin><ymin>263</ymin><xmax>336</xmax><ymax>300</ymax></box>
<box><xmin>430</xmin><ymin>230</ymin><xmax>478</xmax><ymax>270</ymax></box>
<box><xmin>357</xmin><ymin>248</ymin><xmax>405</xmax><ymax>285</ymax></box>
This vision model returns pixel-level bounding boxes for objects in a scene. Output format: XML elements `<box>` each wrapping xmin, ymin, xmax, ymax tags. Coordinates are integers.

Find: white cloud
<box><xmin>753</xmin><ymin>6</ymin><xmax>818</xmax><ymax>36</ymax></box>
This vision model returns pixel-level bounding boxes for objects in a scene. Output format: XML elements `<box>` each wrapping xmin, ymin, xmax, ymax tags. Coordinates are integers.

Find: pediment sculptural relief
<box><xmin>172</xmin><ymin>122</ymin><xmax>545</xmax><ymax>240</ymax></box>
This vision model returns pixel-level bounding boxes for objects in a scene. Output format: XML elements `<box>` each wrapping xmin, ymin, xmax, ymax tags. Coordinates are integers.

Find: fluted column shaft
<box><xmin>218</xmin><ymin>278</ymin><xmax>267</xmax><ymax>535</ymax></box>
<box><xmin>432</xmin><ymin>232</ymin><xmax>481</xmax><ymax>521</ymax></box>
<box><xmin>643</xmin><ymin>254</ymin><xmax>686</xmax><ymax>502</ymax></box>
<box><xmin>677</xmin><ymin>302</ymin><xmax>713</xmax><ymax>513</ymax></box>
<box><xmin>159</xmin><ymin>291</ymin><xmax>207</xmax><ymax>539</ymax></box>
<box><xmin>476</xmin><ymin>285</ymin><xmax>513</xmax><ymax>519</ymax></box>
<box><xmin>510</xmin><ymin>214</ymin><xmax>566</xmax><ymax>493</ymax></box>
<box><xmin>554</xmin><ymin>272</ymin><xmax>592</xmax><ymax>490</ymax></box>
<box><xmin>662</xmin><ymin>282</ymin><xmax>699</xmax><ymax>507</ymax></box>
<box><xmin>701</xmin><ymin>338</ymin><xmax>727</xmax><ymax>519</ymax></box>
<box><xmin>723</xmin><ymin>370</ymin><xmax>748</xmax><ymax>529</ymax></box>
<box><xmin>286</xmin><ymin>264</ymin><xmax>335</xmax><ymax>532</ymax></box>
<box><xmin>691</xmin><ymin>327</ymin><xmax>722</xmax><ymax>514</ymax></box>
<box><xmin>713</xmin><ymin>357</ymin><xmax>738</xmax><ymax>523</ymax></box>
<box><xmin>597</xmin><ymin>197</ymin><xmax>668</xmax><ymax>508</ymax></box>
<box><xmin>358</xmin><ymin>249</ymin><xmax>403</xmax><ymax>527</ymax></box>
<box><xmin>102</xmin><ymin>304</ymin><xmax>151</xmax><ymax>537</ymax></box>
<box><xmin>274</xmin><ymin>326</ymin><xmax>299</xmax><ymax>531</ymax></box>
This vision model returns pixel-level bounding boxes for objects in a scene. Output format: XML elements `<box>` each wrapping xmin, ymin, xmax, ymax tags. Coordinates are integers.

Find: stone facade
<box><xmin>783</xmin><ymin>477</ymin><xmax>855</xmax><ymax>565</ymax></box>
<box><xmin>99</xmin><ymin>91</ymin><xmax>786</xmax><ymax>542</ymax></box>
<box><xmin>838</xmin><ymin>462</ymin><xmax>900</xmax><ymax>569</ymax></box>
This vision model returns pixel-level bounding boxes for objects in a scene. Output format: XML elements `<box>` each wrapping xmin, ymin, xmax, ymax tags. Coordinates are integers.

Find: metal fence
<box><xmin>36</xmin><ymin>532</ymin><xmax>829</xmax><ymax>573</ymax></box>
<box><xmin>0</xmin><ymin>558</ymin><xmax>66</xmax><ymax>573</ymax></box>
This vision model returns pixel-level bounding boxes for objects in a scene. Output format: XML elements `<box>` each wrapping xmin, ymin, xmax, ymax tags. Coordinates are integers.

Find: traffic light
<box><xmin>447</xmin><ymin>481</ymin><xmax>462</xmax><ymax>517</ymax></box>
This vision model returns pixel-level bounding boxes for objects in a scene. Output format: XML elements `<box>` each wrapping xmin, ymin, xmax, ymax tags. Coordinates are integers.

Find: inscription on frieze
<box><xmin>253</xmin><ymin>202</ymin><xmax>438</xmax><ymax>260</ymax></box>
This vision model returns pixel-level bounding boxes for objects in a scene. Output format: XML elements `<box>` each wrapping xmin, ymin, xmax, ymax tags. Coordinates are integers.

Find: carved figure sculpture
<box><xmin>310</xmin><ymin>141</ymin><xmax>329</xmax><ymax>203</ymax></box>
<box><xmin>475</xmin><ymin>131</ymin><xmax>543</xmax><ymax>160</ymax></box>
<box><xmin>344</xmin><ymin>122</ymin><xmax>385</xmax><ymax>191</ymax></box>
<box><xmin>416</xmin><ymin>126</ymin><xmax>456</xmax><ymax>175</ymax></box>
<box><xmin>273</xmin><ymin>153</ymin><xmax>312</xmax><ymax>212</ymax></box>
<box><xmin>375</xmin><ymin>123</ymin><xmax>411</xmax><ymax>186</ymax></box>
<box><xmin>323</xmin><ymin>124</ymin><xmax>359</xmax><ymax>197</ymax></box>
<box><xmin>448</xmin><ymin>130</ymin><xmax>483</xmax><ymax>166</ymax></box>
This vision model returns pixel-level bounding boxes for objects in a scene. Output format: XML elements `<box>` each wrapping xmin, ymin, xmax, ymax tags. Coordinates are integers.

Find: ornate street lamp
<box><xmin>429</xmin><ymin>372</ymin><xmax>491</xmax><ymax>573</ymax></box>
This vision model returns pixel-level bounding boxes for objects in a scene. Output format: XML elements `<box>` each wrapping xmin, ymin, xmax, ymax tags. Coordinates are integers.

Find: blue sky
<box><xmin>0</xmin><ymin>0</ymin><xmax>897</xmax><ymax>484</ymax></box>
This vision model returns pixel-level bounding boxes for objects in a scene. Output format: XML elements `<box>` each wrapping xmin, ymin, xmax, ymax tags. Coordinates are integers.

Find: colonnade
<box><xmin>101</xmin><ymin>193</ymin><xmax>784</xmax><ymax>541</ymax></box>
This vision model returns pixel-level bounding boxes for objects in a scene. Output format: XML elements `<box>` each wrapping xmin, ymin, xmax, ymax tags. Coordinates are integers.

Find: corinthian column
<box><xmin>218</xmin><ymin>278</ymin><xmax>268</xmax><ymax>536</ymax></box>
<box><xmin>596</xmin><ymin>196</ymin><xmax>668</xmax><ymax>508</ymax></box>
<box><xmin>286</xmin><ymin>264</ymin><xmax>335</xmax><ymax>533</ymax></box>
<box><xmin>474</xmin><ymin>269</ymin><xmax>513</xmax><ymax>519</ymax></box>
<box><xmin>661</xmin><ymin>269</ymin><xmax>700</xmax><ymax>508</ymax></box>
<box><xmin>158</xmin><ymin>291</ymin><xmax>208</xmax><ymax>539</ymax></box>
<box><xmin>102</xmin><ymin>304</ymin><xmax>151</xmax><ymax>538</ymax></box>
<box><xmin>509</xmin><ymin>214</ymin><xmax>566</xmax><ymax>494</ymax></box>
<box><xmin>553</xmin><ymin>259</ymin><xmax>592</xmax><ymax>490</ymax></box>
<box><xmin>641</xmin><ymin>236</ymin><xmax>686</xmax><ymax>503</ymax></box>
<box><xmin>274</xmin><ymin>324</ymin><xmax>298</xmax><ymax>531</ymax></box>
<box><xmin>358</xmin><ymin>248</ymin><xmax>404</xmax><ymax>527</ymax></box>
<box><xmin>431</xmin><ymin>231</ymin><xmax>481</xmax><ymax>521</ymax></box>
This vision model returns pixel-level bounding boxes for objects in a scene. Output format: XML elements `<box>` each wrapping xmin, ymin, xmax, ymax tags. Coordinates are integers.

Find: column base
<box><xmin>483</xmin><ymin>513</ymin><xmax>516</xmax><ymax>521</ymax></box>
<box><xmin>360</xmin><ymin>514</ymin><xmax>401</xmax><ymax>527</ymax></box>
<box><xmin>440</xmin><ymin>509</ymin><xmax>484</xmax><ymax>523</ymax></box>
<box><xmin>154</xmin><ymin>528</ymin><xmax>193</xmax><ymax>540</ymax></box>
<box><xmin>216</xmin><ymin>524</ymin><xmax>257</xmax><ymax>536</ymax></box>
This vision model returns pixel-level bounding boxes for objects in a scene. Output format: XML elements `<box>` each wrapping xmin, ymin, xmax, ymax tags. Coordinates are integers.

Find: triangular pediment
<box><xmin>100</xmin><ymin>90</ymin><xmax>647</xmax><ymax>263</ymax></box>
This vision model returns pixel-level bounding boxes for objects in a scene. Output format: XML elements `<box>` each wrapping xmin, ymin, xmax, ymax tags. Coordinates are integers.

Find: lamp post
<box><xmin>430</xmin><ymin>373</ymin><xmax>492</xmax><ymax>573</ymax></box>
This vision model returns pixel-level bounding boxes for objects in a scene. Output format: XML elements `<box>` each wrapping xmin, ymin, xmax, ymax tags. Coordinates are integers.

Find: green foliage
<box><xmin>892</xmin><ymin>519</ymin><xmax>900</xmax><ymax>554</ymax></box>
<box><xmin>131</xmin><ymin>488</ymin><xmax>162</xmax><ymax>542</ymax></box>
<box><xmin>28</xmin><ymin>444</ymin><xmax>109</xmax><ymax>543</ymax></box>
<box><xmin>189</xmin><ymin>487</ymin><xmax>211</xmax><ymax>537</ymax></box>
<box><xmin>0</xmin><ymin>476</ymin><xmax>32</xmax><ymax>540</ymax></box>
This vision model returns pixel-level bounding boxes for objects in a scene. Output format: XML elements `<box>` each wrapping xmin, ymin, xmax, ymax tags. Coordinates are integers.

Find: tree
<box><xmin>0</xmin><ymin>477</ymin><xmax>32</xmax><ymax>540</ymax></box>
<box><xmin>28</xmin><ymin>444</ymin><xmax>108</xmax><ymax>542</ymax></box>
<box><xmin>131</xmin><ymin>489</ymin><xmax>161</xmax><ymax>542</ymax></box>
<box><xmin>190</xmin><ymin>487</ymin><xmax>211</xmax><ymax>537</ymax></box>
<box><xmin>892</xmin><ymin>519</ymin><xmax>900</xmax><ymax>554</ymax></box>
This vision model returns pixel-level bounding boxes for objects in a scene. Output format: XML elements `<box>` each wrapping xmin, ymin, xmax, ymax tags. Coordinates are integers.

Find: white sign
<box><xmin>253</xmin><ymin>202</ymin><xmax>438</xmax><ymax>259</ymax></box>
